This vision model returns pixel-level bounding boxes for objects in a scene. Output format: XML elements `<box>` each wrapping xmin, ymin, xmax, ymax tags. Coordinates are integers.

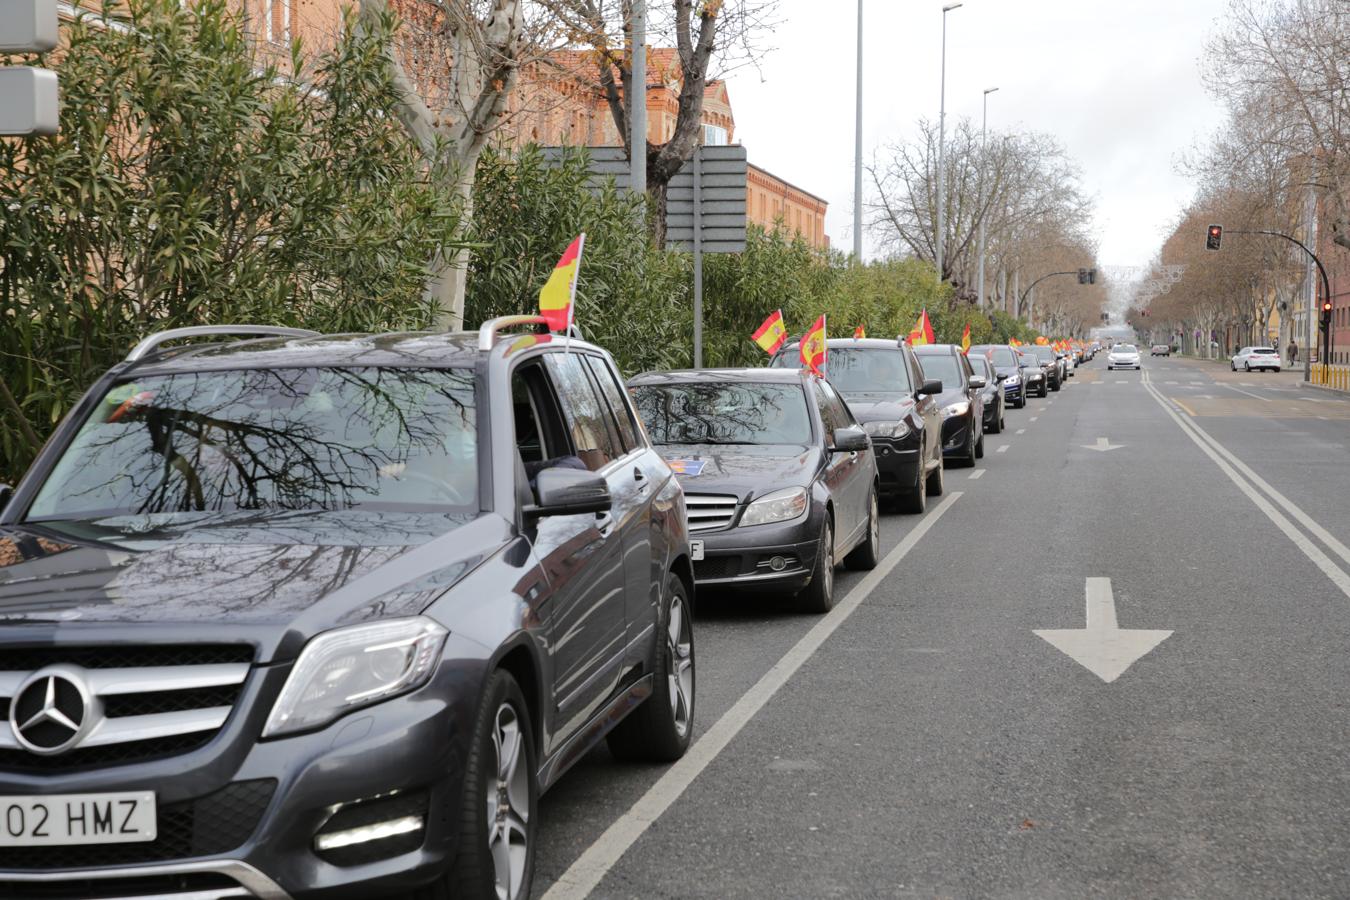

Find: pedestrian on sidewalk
<box><xmin>1288</xmin><ymin>340</ymin><xmax>1299</xmax><ymax>367</ymax></box>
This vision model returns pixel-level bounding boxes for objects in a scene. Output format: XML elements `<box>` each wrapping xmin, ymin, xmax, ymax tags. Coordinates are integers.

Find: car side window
<box><xmin>582</xmin><ymin>354</ymin><xmax>641</xmax><ymax>453</ymax></box>
<box><xmin>811</xmin><ymin>381</ymin><xmax>845</xmax><ymax>435</ymax></box>
<box><xmin>545</xmin><ymin>353</ymin><xmax>622</xmax><ymax>471</ymax></box>
<box><xmin>817</xmin><ymin>379</ymin><xmax>857</xmax><ymax>429</ymax></box>
<box><xmin>511</xmin><ymin>361</ymin><xmax>568</xmax><ymax>466</ymax></box>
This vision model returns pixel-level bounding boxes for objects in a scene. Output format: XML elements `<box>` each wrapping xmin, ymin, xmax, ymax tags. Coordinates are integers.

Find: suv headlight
<box><xmin>1002</xmin><ymin>375</ymin><xmax>1019</xmax><ymax>385</ymax></box>
<box><xmin>740</xmin><ymin>486</ymin><xmax>809</xmax><ymax>527</ymax></box>
<box><xmin>941</xmin><ymin>401</ymin><xmax>970</xmax><ymax>418</ymax></box>
<box><xmin>863</xmin><ymin>419</ymin><xmax>911</xmax><ymax>440</ymax></box>
<box><xmin>263</xmin><ymin>617</ymin><xmax>449</xmax><ymax>737</ymax></box>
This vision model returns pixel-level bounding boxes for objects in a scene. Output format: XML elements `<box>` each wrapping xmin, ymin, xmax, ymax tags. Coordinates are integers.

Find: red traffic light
<box><xmin>1209</xmin><ymin>226</ymin><xmax>1221</xmax><ymax>236</ymax></box>
<box><xmin>1205</xmin><ymin>224</ymin><xmax>1223</xmax><ymax>250</ymax></box>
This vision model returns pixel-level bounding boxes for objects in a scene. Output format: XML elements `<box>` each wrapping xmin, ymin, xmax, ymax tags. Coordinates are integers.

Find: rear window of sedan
<box><xmin>807</xmin><ymin>348</ymin><xmax>913</xmax><ymax>398</ymax></box>
<box><xmin>1251</xmin><ymin>347</ymin><xmax>1277</xmax><ymax>354</ymax></box>
<box><xmin>631</xmin><ymin>382</ymin><xmax>813</xmax><ymax>446</ymax></box>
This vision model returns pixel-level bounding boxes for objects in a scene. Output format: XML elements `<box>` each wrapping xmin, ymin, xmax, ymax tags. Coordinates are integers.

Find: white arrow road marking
<box><xmin>1082</xmin><ymin>437</ymin><xmax>1124</xmax><ymax>452</ymax></box>
<box><xmin>1034</xmin><ymin>578</ymin><xmax>1172</xmax><ymax>683</ymax></box>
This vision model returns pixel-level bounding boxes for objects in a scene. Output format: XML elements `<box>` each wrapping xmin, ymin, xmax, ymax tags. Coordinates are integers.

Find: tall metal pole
<box><xmin>853</xmin><ymin>0</ymin><xmax>863</xmax><ymax>261</ymax></box>
<box><xmin>976</xmin><ymin>86</ymin><xmax>998</xmax><ymax>309</ymax></box>
<box><xmin>630</xmin><ymin>0</ymin><xmax>647</xmax><ymax>198</ymax></box>
<box><xmin>935</xmin><ymin>3</ymin><xmax>961</xmax><ymax>282</ymax></box>
<box><xmin>1304</xmin><ymin>183</ymin><xmax>1315</xmax><ymax>381</ymax></box>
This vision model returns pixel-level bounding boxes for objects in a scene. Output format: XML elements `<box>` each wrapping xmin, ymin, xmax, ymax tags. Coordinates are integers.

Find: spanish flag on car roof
<box><xmin>800</xmin><ymin>314</ymin><xmax>827</xmax><ymax>376</ymax></box>
<box><xmin>752</xmin><ymin>310</ymin><xmax>788</xmax><ymax>355</ymax></box>
<box><xmin>539</xmin><ymin>234</ymin><xmax>585</xmax><ymax>332</ymax></box>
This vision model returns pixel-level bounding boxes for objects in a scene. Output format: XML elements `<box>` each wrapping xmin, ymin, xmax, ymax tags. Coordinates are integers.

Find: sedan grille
<box><xmin>684</xmin><ymin>493</ymin><xmax>740</xmax><ymax>533</ymax></box>
<box><xmin>0</xmin><ymin>644</ymin><xmax>254</xmax><ymax>772</ymax></box>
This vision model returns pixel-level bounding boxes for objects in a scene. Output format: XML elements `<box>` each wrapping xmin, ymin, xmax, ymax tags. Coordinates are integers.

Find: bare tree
<box><xmin>539</xmin><ymin>0</ymin><xmax>779</xmax><ymax>246</ymax></box>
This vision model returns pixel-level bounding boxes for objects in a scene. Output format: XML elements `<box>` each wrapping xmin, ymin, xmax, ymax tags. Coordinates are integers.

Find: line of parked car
<box><xmin>0</xmin><ymin>318</ymin><xmax>1096</xmax><ymax>900</ymax></box>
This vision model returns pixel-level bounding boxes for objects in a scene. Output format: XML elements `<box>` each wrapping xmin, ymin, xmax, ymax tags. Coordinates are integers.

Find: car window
<box><xmin>815</xmin><ymin>379</ymin><xmax>856</xmax><ymax>431</ymax></box>
<box><xmin>630</xmin><ymin>382</ymin><xmax>812</xmax><ymax>446</ymax></box>
<box><xmin>983</xmin><ymin>347</ymin><xmax>1018</xmax><ymax>367</ymax></box>
<box><xmin>917</xmin><ymin>353</ymin><xmax>964</xmax><ymax>387</ymax></box>
<box><xmin>28</xmin><ymin>367</ymin><xmax>479</xmax><ymax>519</ymax></box>
<box><xmin>581</xmin><ymin>354</ymin><xmax>641</xmax><ymax>453</ymax></box>
<box><xmin>544</xmin><ymin>353</ymin><xmax>622</xmax><ymax>471</ymax></box>
<box><xmin>819</xmin><ymin>348</ymin><xmax>913</xmax><ymax>399</ymax></box>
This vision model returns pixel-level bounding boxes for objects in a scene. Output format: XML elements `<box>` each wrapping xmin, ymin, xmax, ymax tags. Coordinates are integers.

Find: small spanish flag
<box><xmin>960</xmin><ymin>322</ymin><xmax>971</xmax><ymax>354</ymax></box>
<box><xmin>854</xmin><ymin>325</ymin><xmax>866</xmax><ymax>340</ymax></box>
<box><xmin>1036</xmin><ymin>336</ymin><xmax>1049</xmax><ymax>346</ymax></box>
<box><xmin>908</xmin><ymin>308</ymin><xmax>935</xmax><ymax>346</ymax></box>
<box><xmin>752</xmin><ymin>309</ymin><xmax>788</xmax><ymax>355</ymax></box>
<box><xmin>1009</xmin><ymin>337</ymin><xmax>1022</xmax><ymax>347</ymax></box>
<box><xmin>800</xmin><ymin>314</ymin><xmax>827</xmax><ymax>376</ymax></box>
<box><xmin>539</xmin><ymin>234</ymin><xmax>585</xmax><ymax>332</ymax></box>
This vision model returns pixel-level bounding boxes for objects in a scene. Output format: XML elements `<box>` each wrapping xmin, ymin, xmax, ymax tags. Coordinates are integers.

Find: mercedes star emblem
<box><xmin>10</xmin><ymin>667</ymin><xmax>98</xmax><ymax>756</ymax></box>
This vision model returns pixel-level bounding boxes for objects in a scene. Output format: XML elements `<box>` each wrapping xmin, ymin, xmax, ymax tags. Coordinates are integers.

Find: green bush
<box><xmin>0</xmin><ymin>0</ymin><xmax>463</xmax><ymax>482</ymax></box>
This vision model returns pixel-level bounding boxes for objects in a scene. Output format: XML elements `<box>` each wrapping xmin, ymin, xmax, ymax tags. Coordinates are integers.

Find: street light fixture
<box><xmin>976</xmin><ymin>86</ymin><xmax>998</xmax><ymax>310</ymax></box>
<box><xmin>935</xmin><ymin>2</ymin><xmax>962</xmax><ymax>282</ymax></box>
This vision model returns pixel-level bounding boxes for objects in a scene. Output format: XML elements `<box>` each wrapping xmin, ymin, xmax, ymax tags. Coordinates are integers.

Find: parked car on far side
<box><xmin>1231</xmin><ymin>346</ymin><xmax>1281</xmax><ymax>372</ymax></box>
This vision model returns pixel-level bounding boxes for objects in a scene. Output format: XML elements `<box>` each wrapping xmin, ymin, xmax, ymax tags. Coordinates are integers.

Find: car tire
<box><xmin>844</xmin><ymin>488</ymin><xmax>880</xmax><ymax>571</ymax></box>
<box><xmin>988</xmin><ymin>408</ymin><xmax>1002</xmax><ymax>434</ymax></box>
<box><xmin>975</xmin><ymin>431</ymin><xmax>985</xmax><ymax>459</ymax></box>
<box><xmin>427</xmin><ymin>669</ymin><xmax>537</xmax><ymax>900</ymax></box>
<box><xmin>999</xmin><ymin>407</ymin><xmax>1006</xmax><ymax>432</ymax></box>
<box><xmin>1245</xmin><ymin>363</ymin><xmax>1251</xmax><ymax>372</ymax></box>
<box><xmin>926</xmin><ymin>458</ymin><xmax>945</xmax><ymax>497</ymax></box>
<box><xmin>607</xmin><ymin>573</ymin><xmax>695</xmax><ymax>762</ymax></box>
<box><xmin>797</xmin><ymin>519</ymin><xmax>836</xmax><ymax>614</ymax></box>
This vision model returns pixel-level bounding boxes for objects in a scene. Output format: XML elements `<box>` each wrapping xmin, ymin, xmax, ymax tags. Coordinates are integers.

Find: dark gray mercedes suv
<box><xmin>0</xmin><ymin>319</ymin><xmax>695</xmax><ymax>900</ymax></box>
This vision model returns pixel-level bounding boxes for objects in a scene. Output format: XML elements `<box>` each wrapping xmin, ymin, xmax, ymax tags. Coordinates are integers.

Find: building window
<box><xmin>265</xmin><ymin>0</ymin><xmax>290</xmax><ymax>43</ymax></box>
<box><xmin>702</xmin><ymin>124</ymin><xmax>728</xmax><ymax>146</ymax></box>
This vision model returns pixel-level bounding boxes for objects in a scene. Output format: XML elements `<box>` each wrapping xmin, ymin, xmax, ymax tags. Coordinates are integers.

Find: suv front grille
<box><xmin>685</xmin><ymin>493</ymin><xmax>739</xmax><ymax>533</ymax></box>
<box><xmin>0</xmin><ymin>644</ymin><xmax>255</xmax><ymax>773</ymax></box>
<box><xmin>0</xmin><ymin>779</ymin><xmax>276</xmax><ymax>870</ymax></box>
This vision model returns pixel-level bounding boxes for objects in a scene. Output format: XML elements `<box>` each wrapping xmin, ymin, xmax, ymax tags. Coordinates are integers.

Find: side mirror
<box><xmin>829</xmin><ymin>426</ymin><xmax>870</xmax><ymax>453</ymax></box>
<box><xmin>968</xmin><ymin>375</ymin><xmax>987</xmax><ymax>390</ymax></box>
<box><xmin>916</xmin><ymin>378</ymin><xmax>943</xmax><ymax>397</ymax></box>
<box><xmin>525</xmin><ymin>468</ymin><xmax>612</xmax><ymax>518</ymax></box>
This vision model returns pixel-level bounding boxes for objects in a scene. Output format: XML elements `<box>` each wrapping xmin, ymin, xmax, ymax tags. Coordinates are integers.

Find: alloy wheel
<box><xmin>487</xmin><ymin>703</ymin><xmax>530</xmax><ymax>900</ymax></box>
<box><xmin>666</xmin><ymin>591</ymin><xmax>693</xmax><ymax>739</ymax></box>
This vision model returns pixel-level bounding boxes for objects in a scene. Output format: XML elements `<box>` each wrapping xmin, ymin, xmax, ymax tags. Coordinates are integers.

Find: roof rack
<box><xmin>477</xmin><ymin>315</ymin><xmax>583</xmax><ymax>351</ymax></box>
<box><xmin>125</xmin><ymin>326</ymin><xmax>321</xmax><ymax>362</ymax></box>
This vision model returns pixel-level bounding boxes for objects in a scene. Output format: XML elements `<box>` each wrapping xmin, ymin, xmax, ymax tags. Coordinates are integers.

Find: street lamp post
<box><xmin>630</xmin><ymin>0</ymin><xmax>647</xmax><ymax>198</ymax></box>
<box><xmin>976</xmin><ymin>86</ymin><xmax>998</xmax><ymax>309</ymax></box>
<box><xmin>935</xmin><ymin>2</ymin><xmax>962</xmax><ymax>282</ymax></box>
<box><xmin>853</xmin><ymin>0</ymin><xmax>863</xmax><ymax>261</ymax></box>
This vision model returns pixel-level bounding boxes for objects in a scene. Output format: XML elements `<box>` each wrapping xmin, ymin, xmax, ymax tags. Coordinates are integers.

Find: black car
<box><xmin>769</xmin><ymin>338</ymin><xmax>943</xmax><ymax>513</ymax></box>
<box><xmin>628</xmin><ymin>368</ymin><xmax>879</xmax><ymax>613</ymax></box>
<box><xmin>913</xmin><ymin>344</ymin><xmax>984</xmax><ymax>467</ymax></box>
<box><xmin>1018</xmin><ymin>350</ymin><xmax>1048</xmax><ymax>397</ymax></box>
<box><xmin>0</xmin><ymin>319</ymin><xmax>695</xmax><ymax>900</ymax></box>
<box><xmin>1028</xmin><ymin>345</ymin><xmax>1063</xmax><ymax>391</ymax></box>
<box><xmin>969</xmin><ymin>343</ymin><xmax>1025</xmax><ymax>409</ymax></box>
<box><xmin>967</xmin><ymin>354</ymin><xmax>1006</xmax><ymax>434</ymax></box>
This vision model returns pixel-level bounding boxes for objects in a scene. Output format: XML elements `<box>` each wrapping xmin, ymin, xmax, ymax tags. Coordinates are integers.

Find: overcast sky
<box><xmin>721</xmin><ymin>0</ymin><xmax>1232</xmax><ymax>269</ymax></box>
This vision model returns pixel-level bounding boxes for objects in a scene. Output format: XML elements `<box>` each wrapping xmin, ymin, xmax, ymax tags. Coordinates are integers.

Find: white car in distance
<box><xmin>1107</xmin><ymin>344</ymin><xmax>1142</xmax><ymax>370</ymax></box>
<box><xmin>1231</xmin><ymin>346</ymin><xmax>1281</xmax><ymax>372</ymax></box>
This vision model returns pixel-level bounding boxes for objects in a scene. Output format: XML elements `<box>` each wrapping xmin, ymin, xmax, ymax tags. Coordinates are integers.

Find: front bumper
<box><xmin>691</xmin><ymin>510</ymin><xmax>823</xmax><ymax>594</ymax></box>
<box><xmin>0</xmin><ymin>639</ymin><xmax>485</xmax><ymax>900</ymax></box>
<box><xmin>868</xmin><ymin>433</ymin><xmax>923</xmax><ymax>497</ymax></box>
<box><xmin>1002</xmin><ymin>382</ymin><xmax>1023</xmax><ymax>403</ymax></box>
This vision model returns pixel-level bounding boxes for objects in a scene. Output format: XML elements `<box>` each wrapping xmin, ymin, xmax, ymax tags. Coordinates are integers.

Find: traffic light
<box><xmin>1088</xmin><ymin>268</ymin><xmax>1097</xmax><ymax>284</ymax></box>
<box><xmin>0</xmin><ymin>0</ymin><xmax>60</xmax><ymax>136</ymax></box>
<box><xmin>1078</xmin><ymin>267</ymin><xmax>1099</xmax><ymax>285</ymax></box>
<box><xmin>1205</xmin><ymin>224</ymin><xmax>1223</xmax><ymax>251</ymax></box>
<box><xmin>1321</xmin><ymin>298</ymin><xmax>1334</xmax><ymax>336</ymax></box>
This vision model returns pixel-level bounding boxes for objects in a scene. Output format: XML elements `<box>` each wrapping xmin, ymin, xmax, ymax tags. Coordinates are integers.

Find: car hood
<box><xmin>656</xmin><ymin>444</ymin><xmax>819</xmax><ymax>503</ymax></box>
<box><xmin>0</xmin><ymin>509</ymin><xmax>508</xmax><ymax>662</ymax></box>
<box><xmin>993</xmin><ymin>366</ymin><xmax>1021</xmax><ymax>379</ymax></box>
<box><xmin>837</xmin><ymin>395</ymin><xmax>917</xmax><ymax>425</ymax></box>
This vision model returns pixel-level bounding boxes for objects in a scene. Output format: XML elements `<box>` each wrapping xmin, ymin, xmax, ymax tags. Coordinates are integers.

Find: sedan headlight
<box><xmin>863</xmin><ymin>419</ymin><xmax>911</xmax><ymax>440</ymax></box>
<box><xmin>941</xmin><ymin>401</ymin><xmax>970</xmax><ymax>418</ymax></box>
<box><xmin>263</xmin><ymin>617</ymin><xmax>449</xmax><ymax>737</ymax></box>
<box><xmin>740</xmin><ymin>486</ymin><xmax>809</xmax><ymax>528</ymax></box>
<box><xmin>1002</xmin><ymin>375</ymin><xmax>1020</xmax><ymax>385</ymax></box>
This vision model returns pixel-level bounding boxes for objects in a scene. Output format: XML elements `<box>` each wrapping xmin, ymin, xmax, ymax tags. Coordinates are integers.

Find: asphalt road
<box><xmin>533</xmin><ymin>356</ymin><xmax>1350</xmax><ymax>899</ymax></box>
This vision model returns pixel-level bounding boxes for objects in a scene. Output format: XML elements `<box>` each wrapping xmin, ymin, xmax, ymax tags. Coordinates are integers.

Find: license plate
<box><xmin>0</xmin><ymin>792</ymin><xmax>156</xmax><ymax>846</ymax></box>
<box><xmin>690</xmin><ymin>540</ymin><xmax>705</xmax><ymax>561</ymax></box>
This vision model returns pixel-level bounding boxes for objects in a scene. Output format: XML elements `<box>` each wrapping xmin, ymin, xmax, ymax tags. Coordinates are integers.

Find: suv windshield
<box><xmin>631</xmin><ymin>382</ymin><xmax>811</xmax><ymax>445</ymax></box>
<box><xmin>1032</xmin><ymin>347</ymin><xmax>1056</xmax><ymax>362</ymax></box>
<box><xmin>27</xmin><ymin>367</ymin><xmax>477</xmax><ymax>520</ymax></box>
<box><xmin>982</xmin><ymin>347</ymin><xmax>1019</xmax><ymax>367</ymax></box>
<box><xmin>916</xmin><ymin>354</ymin><xmax>964</xmax><ymax>387</ymax></box>
<box><xmin>812</xmin><ymin>348</ymin><xmax>912</xmax><ymax>398</ymax></box>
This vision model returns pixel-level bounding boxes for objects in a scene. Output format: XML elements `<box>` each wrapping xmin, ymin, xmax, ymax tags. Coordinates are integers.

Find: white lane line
<box><xmin>1142</xmin><ymin>378</ymin><xmax>1350</xmax><ymax>596</ymax></box>
<box><xmin>1221</xmin><ymin>383</ymin><xmax>1271</xmax><ymax>402</ymax></box>
<box><xmin>1299</xmin><ymin>396</ymin><xmax>1325</xmax><ymax>403</ymax></box>
<box><xmin>1029</xmin><ymin>417</ymin><xmax>1039</xmax><ymax>422</ymax></box>
<box><xmin>541</xmin><ymin>495</ymin><xmax>966</xmax><ymax>900</ymax></box>
<box><xmin>1191</xmin><ymin>381</ymin><xmax>1205</xmax><ymax>385</ymax></box>
<box><xmin>1115</xmin><ymin>380</ymin><xmax>1128</xmax><ymax>384</ymax></box>
<box><xmin>996</xmin><ymin>444</ymin><xmax>1010</xmax><ymax>453</ymax></box>
<box><xmin>1016</xmin><ymin>428</ymin><xmax>1026</xmax><ymax>435</ymax></box>
<box><xmin>969</xmin><ymin>469</ymin><xmax>986</xmax><ymax>480</ymax></box>
<box><xmin>1165</xmin><ymin>380</ymin><xmax>1178</xmax><ymax>385</ymax></box>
